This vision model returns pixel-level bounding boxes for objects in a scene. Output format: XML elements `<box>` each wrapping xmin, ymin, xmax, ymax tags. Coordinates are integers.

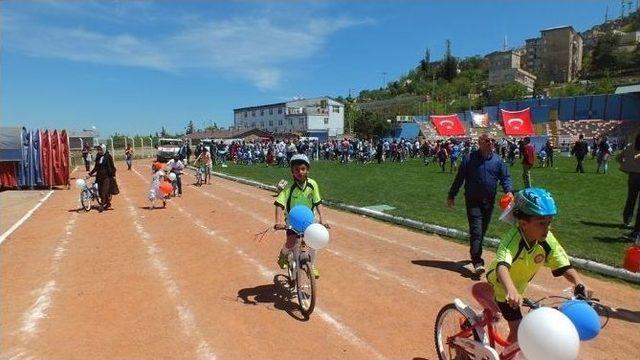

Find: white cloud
<box><xmin>2</xmin><ymin>2</ymin><xmax>371</xmax><ymax>90</ymax></box>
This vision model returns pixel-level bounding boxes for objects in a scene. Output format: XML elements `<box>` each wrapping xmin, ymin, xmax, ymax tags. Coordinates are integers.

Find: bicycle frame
<box><xmin>286</xmin><ymin>235</ymin><xmax>311</xmax><ymax>283</ymax></box>
<box><xmin>445</xmin><ymin>301</ymin><xmax>520</xmax><ymax>360</ymax></box>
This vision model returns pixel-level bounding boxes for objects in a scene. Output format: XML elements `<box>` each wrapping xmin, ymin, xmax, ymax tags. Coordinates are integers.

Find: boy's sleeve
<box><xmin>312</xmin><ymin>180</ymin><xmax>322</xmax><ymax>206</ymax></box>
<box><xmin>495</xmin><ymin>229</ymin><xmax>518</xmax><ymax>268</ymax></box>
<box><xmin>274</xmin><ymin>187</ymin><xmax>288</xmax><ymax>209</ymax></box>
<box><xmin>544</xmin><ymin>233</ymin><xmax>572</xmax><ymax>276</ymax></box>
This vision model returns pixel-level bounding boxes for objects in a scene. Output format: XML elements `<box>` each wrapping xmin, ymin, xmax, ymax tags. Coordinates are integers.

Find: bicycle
<box><xmin>194</xmin><ymin>166</ymin><xmax>205</xmax><ymax>186</ymax></box>
<box><xmin>78</xmin><ymin>178</ymin><xmax>103</xmax><ymax>212</ymax></box>
<box><xmin>434</xmin><ymin>283</ymin><xmax>608</xmax><ymax>360</ymax></box>
<box><xmin>274</xmin><ymin>225</ymin><xmax>317</xmax><ymax>318</ymax></box>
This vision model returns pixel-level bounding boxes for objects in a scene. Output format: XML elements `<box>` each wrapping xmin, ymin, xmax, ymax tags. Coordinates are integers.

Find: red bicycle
<box><xmin>434</xmin><ymin>283</ymin><xmax>606</xmax><ymax>360</ymax></box>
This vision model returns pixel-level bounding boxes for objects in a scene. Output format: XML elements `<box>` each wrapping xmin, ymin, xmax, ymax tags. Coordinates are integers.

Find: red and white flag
<box><xmin>500</xmin><ymin>108</ymin><xmax>534</xmax><ymax>136</ymax></box>
<box><xmin>430</xmin><ymin>114</ymin><xmax>466</xmax><ymax>136</ymax></box>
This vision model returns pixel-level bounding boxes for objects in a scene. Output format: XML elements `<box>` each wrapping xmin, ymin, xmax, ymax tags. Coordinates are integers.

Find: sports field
<box><xmin>218</xmin><ymin>154</ymin><xmax>630</xmax><ymax>267</ymax></box>
<box><xmin>1</xmin><ymin>161</ymin><xmax>639</xmax><ymax>359</ymax></box>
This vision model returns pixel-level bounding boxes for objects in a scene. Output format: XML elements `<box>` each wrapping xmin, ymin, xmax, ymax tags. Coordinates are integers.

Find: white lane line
<box><xmin>121</xmin><ymin>187</ymin><xmax>216</xmax><ymax>360</ymax></box>
<box><xmin>212</xmin><ymin>180</ymin><xmax>550</xmax><ymax>293</ymax></box>
<box><xmin>1</xmin><ymin>165</ymin><xmax>78</xmax><ymax>245</ymax></box>
<box><xmin>1</xmin><ymin>191</ymin><xmax>54</xmax><ymax>245</ymax></box>
<box><xmin>19</xmin><ymin>212</ymin><xmax>78</xmax><ymax>342</ymax></box>
<box><xmin>131</xmin><ymin>167</ymin><xmax>387</xmax><ymax>360</ymax></box>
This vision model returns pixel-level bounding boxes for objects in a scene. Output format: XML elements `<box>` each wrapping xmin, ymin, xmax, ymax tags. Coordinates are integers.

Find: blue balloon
<box><xmin>288</xmin><ymin>205</ymin><xmax>314</xmax><ymax>233</ymax></box>
<box><xmin>559</xmin><ymin>300</ymin><xmax>601</xmax><ymax>341</ymax></box>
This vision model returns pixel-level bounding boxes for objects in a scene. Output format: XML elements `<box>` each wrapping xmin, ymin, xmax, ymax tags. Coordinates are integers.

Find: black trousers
<box><xmin>576</xmin><ymin>156</ymin><xmax>585</xmax><ymax>173</ymax></box>
<box><xmin>466</xmin><ymin>200</ymin><xmax>494</xmax><ymax>266</ymax></box>
<box><xmin>624</xmin><ymin>172</ymin><xmax>640</xmax><ymax>229</ymax></box>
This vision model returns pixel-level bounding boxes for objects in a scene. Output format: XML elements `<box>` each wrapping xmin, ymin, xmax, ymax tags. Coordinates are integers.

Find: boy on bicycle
<box><xmin>482</xmin><ymin>187</ymin><xmax>592</xmax><ymax>343</ymax></box>
<box><xmin>273</xmin><ymin>154</ymin><xmax>328</xmax><ymax>279</ymax></box>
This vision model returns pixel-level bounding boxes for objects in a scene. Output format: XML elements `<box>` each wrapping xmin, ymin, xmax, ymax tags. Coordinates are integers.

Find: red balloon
<box><xmin>159</xmin><ymin>181</ymin><xmax>173</xmax><ymax>195</ymax></box>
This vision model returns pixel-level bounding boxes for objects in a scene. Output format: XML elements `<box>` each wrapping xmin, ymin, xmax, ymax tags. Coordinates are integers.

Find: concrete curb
<box><xmin>205</xmin><ymin>168</ymin><xmax>640</xmax><ymax>284</ymax></box>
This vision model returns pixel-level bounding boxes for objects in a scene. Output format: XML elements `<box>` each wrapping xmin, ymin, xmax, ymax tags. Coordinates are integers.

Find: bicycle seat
<box><xmin>471</xmin><ymin>282</ymin><xmax>501</xmax><ymax>314</ymax></box>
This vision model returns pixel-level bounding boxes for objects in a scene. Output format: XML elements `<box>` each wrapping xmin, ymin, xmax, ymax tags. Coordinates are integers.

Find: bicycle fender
<box><xmin>454</xmin><ymin>298</ymin><xmax>489</xmax><ymax>344</ymax></box>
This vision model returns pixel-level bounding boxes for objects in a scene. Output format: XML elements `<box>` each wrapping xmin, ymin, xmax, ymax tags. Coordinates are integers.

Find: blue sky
<box><xmin>1</xmin><ymin>0</ymin><xmax>626</xmax><ymax>136</ymax></box>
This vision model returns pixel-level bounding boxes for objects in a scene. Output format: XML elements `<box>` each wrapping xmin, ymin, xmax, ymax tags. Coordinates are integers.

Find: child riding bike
<box><xmin>476</xmin><ymin>187</ymin><xmax>592</xmax><ymax>344</ymax></box>
<box><xmin>273</xmin><ymin>154</ymin><xmax>328</xmax><ymax>279</ymax></box>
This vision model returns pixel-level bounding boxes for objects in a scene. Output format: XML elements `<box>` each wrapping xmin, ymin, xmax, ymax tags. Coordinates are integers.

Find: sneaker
<box><xmin>277</xmin><ymin>252</ymin><xmax>288</xmax><ymax>269</ymax></box>
<box><xmin>473</xmin><ymin>263</ymin><xmax>485</xmax><ymax>275</ymax></box>
<box><xmin>311</xmin><ymin>265</ymin><xmax>320</xmax><ymax>279</ymax></box>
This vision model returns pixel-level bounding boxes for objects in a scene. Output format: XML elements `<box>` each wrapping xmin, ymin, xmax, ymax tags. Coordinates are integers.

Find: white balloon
<box><xmin>518</xmin><ymin>307</ymin><xmax>580</xmax><ymax>360</ymax></box>
<box><xmin>303</xmin><ymin>223</ymin><xmax>330</xmax><ymax>250</ymax></box>
<box><xmin>75</xmin><ymin>178</ymin><xmax>86</xmax><ymax>189</ymax></box>
<box><xmin>168</xmin><ymin>173</ymin><xmax>177</xmax><ymax>181</ymax></box>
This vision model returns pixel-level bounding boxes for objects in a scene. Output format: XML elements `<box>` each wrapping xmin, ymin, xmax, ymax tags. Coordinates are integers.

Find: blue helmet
<box><xmin>513</xmin><ymin>187</ymin><xmax>557</xmax><ymax>217</ymax></box>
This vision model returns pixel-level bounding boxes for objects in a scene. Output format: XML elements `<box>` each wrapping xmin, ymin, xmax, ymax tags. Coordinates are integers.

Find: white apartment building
<box><xmin>233</xmin><ymin>97</ymin><xmax>344</xmax><ymax>137</ymax></box>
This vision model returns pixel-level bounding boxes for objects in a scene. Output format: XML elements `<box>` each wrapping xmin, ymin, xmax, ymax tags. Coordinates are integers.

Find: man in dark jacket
<box><xmin>571</xmin><ymin>134</ymin><xmax>589</xmax><ymax>173</ymax></box>
<box><xmin>88</xmin><ymin>144</ymin><xmax>118</xmax><ymax>211</ymax></box>
<box><xmin>448</xmin><ymin>133</ymin><xmax>514</xmax><ymax>274</ymax></box>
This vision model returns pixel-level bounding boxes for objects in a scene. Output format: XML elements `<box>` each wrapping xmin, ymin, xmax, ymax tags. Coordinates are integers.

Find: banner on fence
<box><xmin>501</xmin><ymin>108</ymin><xmax>534</xmax><ymax>136</ymax></box>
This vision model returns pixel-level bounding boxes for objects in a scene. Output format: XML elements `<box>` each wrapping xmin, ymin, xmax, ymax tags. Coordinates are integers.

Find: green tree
<box><xmin>489</xmin><ymin>83</ymin><xmax>529</xmax><ymax>103</ymax></box>
<box><xmin>354</xmin><ymin>110</ymin><xmax>392</xmax><ymax>138</ymax></box>
<box><xmin>591</xmin><ymin>31</ymin><xmax>621</xmax><ymax>73</ymax></box>
<box><xmin>440</xmin><ymin>39</ymin><xmax>458</xmax><ymax>82</ymax></box>
<box><xmin>185</xmin><ymin>120</ymin><xmax>195</xmax><ymax>135</ymax></box>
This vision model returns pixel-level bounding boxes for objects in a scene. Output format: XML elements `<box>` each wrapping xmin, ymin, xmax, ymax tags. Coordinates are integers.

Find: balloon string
<box><xmin>253</xmin><ymin>227</ymin><xmax>271</xmax><ymax>243</ymax></box>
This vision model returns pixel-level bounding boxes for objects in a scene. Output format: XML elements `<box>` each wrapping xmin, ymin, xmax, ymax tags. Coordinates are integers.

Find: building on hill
<box><xmin>233</xmin><ymin>96</ymin><xmax>344</xmax><ymax>139</ymax></box>
<box><xmin>524</xmin><ymin>26</ymin><xmax>583</xmax><ymax>84</ymax></box>
<box><xmin>486</xmin><ymin>50</ymin><xmax>537</xmax><ymax>91</ymax></box>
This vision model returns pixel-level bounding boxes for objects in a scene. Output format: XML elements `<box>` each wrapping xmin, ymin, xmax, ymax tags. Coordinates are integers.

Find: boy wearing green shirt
<box><xmin>482</xmin><ymin>188</ymin><xmax>592</xmax><ymax>343</ymax></box>
<box><xmin>274</xmin><ymin>154</ymin><xmax>328</xmax><ymax>278</ymax></box>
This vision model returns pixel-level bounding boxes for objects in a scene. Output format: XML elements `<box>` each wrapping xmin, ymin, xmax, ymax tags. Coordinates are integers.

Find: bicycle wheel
<box><xmin>434</xmin><ymin>303</ymin><xmax>479</xmax><ymax>360</ymax></box>
<box><xmin>296</xmin><ymin>262</ymin><xmax>316</xmax><ymax>317</ymax></box>
<box><xmin>80</xmin><ymin>189</ymin><xmax>92</xmax><ymax>211</ymax></box>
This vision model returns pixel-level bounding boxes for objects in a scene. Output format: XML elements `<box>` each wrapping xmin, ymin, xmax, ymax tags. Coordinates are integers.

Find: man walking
<box><xmin>571</xmin><ymin>134</ymin><xmax>589</xmax><ymax>173</ymax></box>
<box><xmin>448</xmin><ymin>133</ymin><xmax>513</xmax><ymax>274</ymax></box>
<box><xmin>522</xmin><ymin>137</ymin><xmax>535</xmax><ymax>188</ymax></box>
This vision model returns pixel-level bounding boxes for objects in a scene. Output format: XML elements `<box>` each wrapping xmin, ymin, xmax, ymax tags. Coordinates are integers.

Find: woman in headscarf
<box><xmin>87</xmin><ymin>144</ymin><xmax>118</xmax><ymax>211</ymax></box>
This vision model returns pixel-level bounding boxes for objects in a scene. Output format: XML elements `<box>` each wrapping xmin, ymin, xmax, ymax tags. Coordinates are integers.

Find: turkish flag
<box><xmin>501</xmin><ymin>108</ymin><xmax>534</xmax><ymax>136</ymax></box>
<box><xmin>430</xmin><ymin>114</ymin><xmax>466</xmax><ymax>136</ymax></box>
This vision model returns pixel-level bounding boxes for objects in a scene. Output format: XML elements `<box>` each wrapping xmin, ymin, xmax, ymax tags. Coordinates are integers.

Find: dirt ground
<box><xmin>1</xmin><ymin>162</ymin><xmax>639</xmax><ymax>360</ymax></box>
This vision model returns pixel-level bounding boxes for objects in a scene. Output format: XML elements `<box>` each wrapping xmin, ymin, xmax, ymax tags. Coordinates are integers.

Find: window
<box><xmin>244</xmin><ymin>111</ymin><xmax>248</xmax><ymax>118</ymax></box>
<box><xmin>332</xmin><ymin>106</ymin><xmax>340</xmax><ymax>113</ymax></box>
<box><xmin>269</xmin><ymin>108</ymin><xmax>273</xmax><ymax>115</ymax></box>
<box><xmin>289</xmin><ymin>119</ymin><xmax>293</xmax><ymax>126</ymax></box>
<box><xmin>278</xmin><ymin>120</ymin><xmax>283</xmax><ymax>126</ymax></box>
<box><xmin>324</xmin><ymin>118</ymin><xmax>329</xmax><ymax>125</ymax></box>
<box><xmin>299</xmin><ymin>119</ymin><xmax>304</xmax><ymax>125</ymax></box>
<box><xmin>269</xmin><ymin>120</ymin><xmax>273</xmax><ymax>126</ymax></box>
<box><xmin>251</xmin><ymin>111</ymin><xmax>255</xmax><ymax>117</ymax></box>
<box><xmin>260</xmin><ymin>109</ymin><xmax>264</xmax><ymax>116</ymax></box>
<box><xmin>278</xmin><ymin>107</ymin><xmax>283</xmax><ymax>114</ymax></box>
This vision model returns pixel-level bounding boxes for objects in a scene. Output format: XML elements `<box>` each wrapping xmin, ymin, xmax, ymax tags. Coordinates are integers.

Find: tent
<box><xmin>0</xmin><ymin>127</ymin><xmax>22</xmax><ymax>187</ymax></box>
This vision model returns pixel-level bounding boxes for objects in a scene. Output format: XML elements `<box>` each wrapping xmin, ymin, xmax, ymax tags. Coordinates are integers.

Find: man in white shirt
<box><xmin>166</xmin><ymin>155</ymin><xmax>186</xmax><ymax>196</ymax></box>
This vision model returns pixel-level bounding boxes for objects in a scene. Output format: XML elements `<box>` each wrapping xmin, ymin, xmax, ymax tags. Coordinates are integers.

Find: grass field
<box><xmin>217</xmin><ymin>154</ymin><xmax>631</xmax><ymax>267</ymax></box>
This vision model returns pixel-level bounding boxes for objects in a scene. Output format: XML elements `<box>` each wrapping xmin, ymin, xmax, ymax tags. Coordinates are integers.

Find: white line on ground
<box><xmin>0</xmin><ymin>191</ymin><xmax>54</xmax><ymax>245</ymax></box>
<box><xmin>19</xmin><ymin>212</ymin><xmax>78</xmax><ymax>342</ymax></box>
<box><xmin>131</xmin><ymin>167</ymin><xmax>387</xmax><ymax>360</ymax></box>
<box><xmin>1</xmin><ymin>165</ymin><xmax>78</xmax><ymax>245</ymax></box>
<box><xmin>121</xmin><ymin>186</ymin><xmax>216</xmax><ymax>360</ymax></box>
<box><xmin>211</xmin><ymin>179</ymin><xmax>550</xmax><ymax>293</ymax></box>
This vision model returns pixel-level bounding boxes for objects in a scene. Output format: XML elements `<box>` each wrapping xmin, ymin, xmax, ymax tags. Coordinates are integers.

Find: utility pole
<box><xmin>605</xmin><ymin>5</ymin><xmax>609</xmax><ymax>22</ymax></box>
<box><xmin>382</xmin><ymin>72</ymin><xmax>387</xmax><ymax>87</ymax></box>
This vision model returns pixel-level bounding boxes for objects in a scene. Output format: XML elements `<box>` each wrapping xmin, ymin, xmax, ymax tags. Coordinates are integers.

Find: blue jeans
<box><xmin>466</xmin><ymin>199</ymin><xmax>494</xmax><ymax>266</ymax></box>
